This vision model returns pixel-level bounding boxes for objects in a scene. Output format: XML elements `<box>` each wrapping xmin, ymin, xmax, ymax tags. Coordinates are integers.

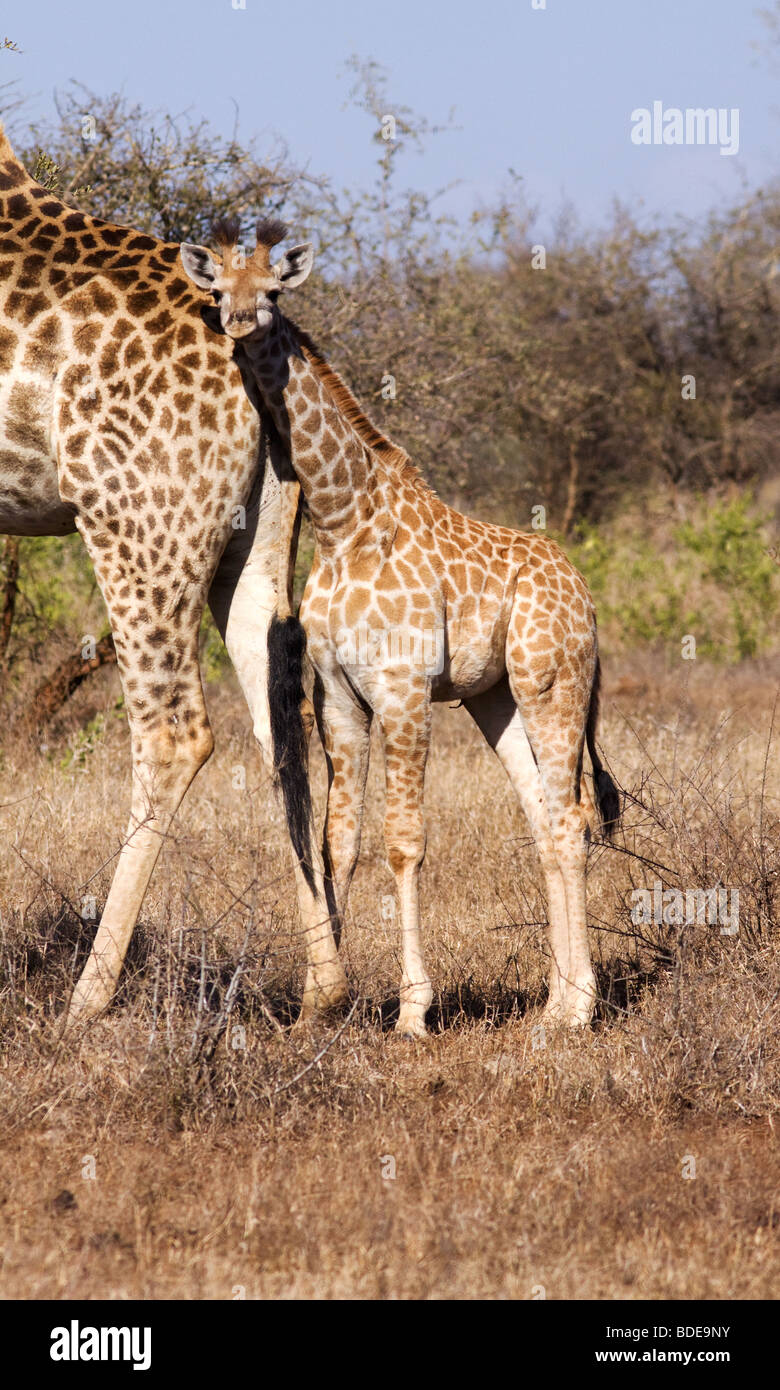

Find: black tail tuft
<box><xmin>267</xmin><ymin>614</ymin><xmax>315</xmax><ymax>891</ymax></box>
<box><xmin>586</xmin><ymin>655</ymin><xmax>621</xmax><ymax>840</ymax></box>
<box><xmin>594</xmin><ymin>766</ymin><xmax>621</xmax><ymax>839</ymax></box>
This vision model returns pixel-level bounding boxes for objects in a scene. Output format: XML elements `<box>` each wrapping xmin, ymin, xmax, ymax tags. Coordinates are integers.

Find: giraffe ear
<box><xmin>273</xmin><ymin>242</ymin><xmax>314</xmax><ymax>289</ymax></box>
<box><xmin>180</xmin><ymin>243</ymin><xmax>219</xmax><ymax>289</ymax></box>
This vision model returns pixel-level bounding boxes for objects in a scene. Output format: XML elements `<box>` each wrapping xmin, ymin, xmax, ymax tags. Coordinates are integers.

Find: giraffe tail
<box><xmin>267</xmin><ymin>613</ymin><xmax>315</xmax><ymax>892</ymax></box>
<box><xmin>586</xmin><ymin>655</ymin><xmax>620</xmax><ymax>839</ymax></box>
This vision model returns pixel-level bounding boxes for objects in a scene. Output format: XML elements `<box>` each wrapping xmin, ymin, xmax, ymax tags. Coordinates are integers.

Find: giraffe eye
<box><xmin>266</xmin><ymin>289</ymin><xmax>280</xmax><ymax>303</ymax></box>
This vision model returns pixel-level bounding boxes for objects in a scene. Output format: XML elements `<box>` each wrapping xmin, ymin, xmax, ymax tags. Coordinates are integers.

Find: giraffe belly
<box><xmin>431</xmin><ymin>645</ymin><xmax>507</xmax><ymax>702</ymax></box>
<box><xmin>0</xmin><ymin>361</ymin><xmax>75</xmax><ymax>533</ymax></box>
<box><xmin>0</xmin><ymin>445</ymin><xmax>75</xmax><ymax>534</ymax></box>
<box><xmin>432</xmin><ymin>602</ymin><xmax>511</xmax><ymax>700</ymax></box>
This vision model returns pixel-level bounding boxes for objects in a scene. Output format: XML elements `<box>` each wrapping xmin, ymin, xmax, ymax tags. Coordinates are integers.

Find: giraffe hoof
<box><xmin>542</xmin><ymin>975</ymin><xmax>596</xmax><ymax>1029</ymax></box>
<box><xmin>542</xmin><ymin>999</ymin><xmax>595</xmax><ymax>1030</ymax></box>
<box><xmin>566</xmin><ymin>1006</ymin><xmax>596</xmax><ymax>1029</ymax></box>
<box><xmin>395</xmin><ymin>1011</ymin><xmax>428</xmax><ymax>1041</ymax></box>
<box><xmin>64</xmin><ymin>999</ymin><xmax>106</xmax><ymax>1030</ymax></box>
<box><xmin>564</xmin><ymin>981</ymin><xmax>597</xmax><ymax>1028</ymax></box>
<box><xmin>541</xmin><ymin>998</ymin><xmax>565</xmax><ymax>1027</ymax></box>
<box><xmin>300</xmin><ymin>965</ymin><xmax>350</xmax><ymax>1017</ymax></box>
<box><xmin>64</xmin><ymin>973</ymin><xmax>115</xmax><ymax>1032</ymax></box>
<box><xmin>60</xmin><ymin>1003</ymin><xmax>103</xmax><ymax>1039</ymax></box>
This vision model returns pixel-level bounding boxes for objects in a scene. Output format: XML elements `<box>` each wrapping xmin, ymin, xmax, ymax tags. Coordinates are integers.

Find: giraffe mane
<box><xmin>286</xmin><ymin>318</ymin><xmax>434</xmax><ymax>493</ymax></box>
<box><xmin>0</xmin><ymin>120</ymin><xmax>14</xmax><ymax>163</ymax></box>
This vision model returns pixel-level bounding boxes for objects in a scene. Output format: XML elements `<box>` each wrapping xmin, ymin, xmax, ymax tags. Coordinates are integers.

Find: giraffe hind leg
<box><xmin>465</xmin><ymin>679</ymin><xmax>572</xmax><ymax>1021</ymax></box>
<box><xmin>505</xmin><ymin>654</ymin><xmax>597</xmax><ymax>1027</ymax></box>
<box><xmin>315</xmin><ymin>671</ymin><xmax>372</xmax><ymax>930</ymax></box>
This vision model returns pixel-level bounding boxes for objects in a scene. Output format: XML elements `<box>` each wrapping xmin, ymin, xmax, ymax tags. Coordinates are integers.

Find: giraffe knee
<box><xmin>325</xmin><ymin>809</ymin><xmax>360</xmax><ymax>879</ymax></box>
<box><xmin>550</xmin><ymin>804</ymin><xmax>589</xmax><ymax>867</ymax></box>
<box><xmin>168</xmin><ymin>716</ymin><xmax>214</xmax><ymax>770</ymax></box>
<box><xmin>536</xmin><ymin>834</ymin><xmax>561</xmax><ymax>880</ymax></box>
<box><xmin>139</xmin><ymin>717</ymin><xmax>214</xmax><ymax>787</ymax></box>
<box><xmin>186</xmin><ymin>721</ymin><xmax>215</xmax><ymax>769</ymax></box>
<box><xmin>385</xmin><ymin>821</ymin><xmax>426</xmax><ymax>875</ymax></box>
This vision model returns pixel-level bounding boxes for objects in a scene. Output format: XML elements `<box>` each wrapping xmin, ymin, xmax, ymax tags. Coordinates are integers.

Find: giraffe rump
<box><xmin>585</xmin><ymin>656</ymin><xmax>620</xmax><ymax>838</ymax></box>
<box><xmin>267</xmin><ymin>614</ymin><xmax>316</xmax><ymax>891</ymax></box>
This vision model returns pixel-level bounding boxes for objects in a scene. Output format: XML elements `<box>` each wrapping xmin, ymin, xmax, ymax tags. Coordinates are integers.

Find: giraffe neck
<box><xmin>0</xmin><ymin>123</ymin><xmax>15</xmax><ymax>163</ymax></box>
<box><xmin>245</xmin><ymin>317</ymin><xmax>385</xmax><ymax>549</ymax></box>
<box><xmin>0</xmin><ymin>123</ymin><xmax>38</xmax><ymax>192</ymax></box>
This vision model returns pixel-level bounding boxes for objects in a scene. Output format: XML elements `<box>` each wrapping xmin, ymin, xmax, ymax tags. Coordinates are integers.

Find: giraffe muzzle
<box><xmin>224</xmin><ymin>307</ymin><xmax>273</xmax><ymax>339</ymax></box>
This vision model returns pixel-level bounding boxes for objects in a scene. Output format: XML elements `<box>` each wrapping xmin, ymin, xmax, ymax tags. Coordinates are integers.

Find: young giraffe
<box><xmin>0</xmin><ymin>125</ymin><xmax>346</xmax><ymax>1027</ymax></box>
<box><xmin>181</xmin><ymin>219</ymin><xmax>619</xmax><ymax>1034</ymax></box>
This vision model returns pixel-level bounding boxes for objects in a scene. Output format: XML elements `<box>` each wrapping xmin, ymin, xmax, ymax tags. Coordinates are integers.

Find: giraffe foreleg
<box><xmin>377</xmin><ymin>683</ymin><xmax>433</xmax><ymax>1039</ymax></box>
<box><xmin>66</xmin><ymin>674</ymin><xmax>214</xmax><ymax>1028</ymax></box>
<box><xmin>315</xmin><ymin>673</ymin><xmax>372</xmax><ymax>934</ymax></box>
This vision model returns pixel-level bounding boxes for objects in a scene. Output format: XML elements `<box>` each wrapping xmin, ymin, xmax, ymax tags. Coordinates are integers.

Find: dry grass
<box><xmin>1</xmin><ymin>655</ymin><xmax>779</xmax><ymax>1299</ymax></box>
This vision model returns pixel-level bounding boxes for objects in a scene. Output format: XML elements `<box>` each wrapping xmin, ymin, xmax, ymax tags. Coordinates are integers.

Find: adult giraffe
<box><xmin>0</xmin><ymin>125</ymin><xmax>346</xmax><ymax>1027</ymax></box>
<box><xmin>181</xmin><ymin>218</ymin><xmax>620</xmax><ymax>1035</ymax></box>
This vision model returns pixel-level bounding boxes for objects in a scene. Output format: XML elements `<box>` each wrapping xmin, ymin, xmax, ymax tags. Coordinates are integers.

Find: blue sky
<box><xmin>3</xmin><ymin>0</ymin><xmax>777</xmax><ymax>232</ymax></box>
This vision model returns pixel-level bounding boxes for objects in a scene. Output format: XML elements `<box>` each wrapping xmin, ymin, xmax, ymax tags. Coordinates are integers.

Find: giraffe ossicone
<box><xmin>181</xmin><ymin>217</ymin><xmax>620</xmax><ymax>1034</ymax></box>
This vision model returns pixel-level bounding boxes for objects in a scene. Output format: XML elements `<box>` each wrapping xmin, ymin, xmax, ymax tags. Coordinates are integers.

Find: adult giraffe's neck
<box><xmin>245</xmin><ymin>318</ymin><xmax>385</xmax><ymax>551</ymax></box>
<box><xmin>0</xmin><ymin>123</ymin><xmax>35</xmax><ymax>184</ymax></box>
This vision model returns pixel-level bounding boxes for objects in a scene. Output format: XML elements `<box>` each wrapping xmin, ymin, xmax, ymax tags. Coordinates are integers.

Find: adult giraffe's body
<box><xmin>0</xmin><ymin>127</ymin><xmax>346</xmax><ymax>1025</ymax></box>
<box><xmin>181</xmin><ymin>219</ymin><xmax>620</xmax><ymax>1035</ymax></box>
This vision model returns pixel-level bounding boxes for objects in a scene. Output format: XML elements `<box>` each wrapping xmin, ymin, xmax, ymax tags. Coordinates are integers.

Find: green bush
<box><xmin>569</xmin><ymin>497</ymin><xmax>779</xmax><ymax>663</ymax></box>
<box><xmin>675</xmin><ymin>499</ymin><xmax>778</xmax><ymax>660</ymax></box>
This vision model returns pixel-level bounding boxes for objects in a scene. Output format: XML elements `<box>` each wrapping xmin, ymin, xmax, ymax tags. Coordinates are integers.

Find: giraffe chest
<box><xmin>300</xmin><ymin>548</ymin><xmax>434</xmax><ymax>686</ymax></box>
<box><xmin>0</xmin><ymin>335</ymin><xmax>73</xmax><ymax>533</ymax></box>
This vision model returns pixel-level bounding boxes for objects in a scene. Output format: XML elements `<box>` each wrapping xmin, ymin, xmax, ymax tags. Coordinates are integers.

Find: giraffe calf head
<box><xmin>180</xmin><ymin>216</ymin><xmax>313</xmax><ymax>340</ymax></box>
